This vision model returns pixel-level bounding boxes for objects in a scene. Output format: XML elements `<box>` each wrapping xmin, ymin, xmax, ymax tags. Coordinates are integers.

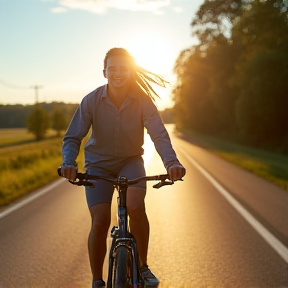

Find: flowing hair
<box><xmin>103</xmin><ymin>47</ymin><xmax>169</xmax><ymax>101</ymax></box>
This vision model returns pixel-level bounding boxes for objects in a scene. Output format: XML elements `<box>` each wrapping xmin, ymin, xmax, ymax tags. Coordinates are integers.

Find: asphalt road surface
<box><xmin>1</xmin><ymin>125</ymin><xmax>287</xmax><ymax>288</ymax></box>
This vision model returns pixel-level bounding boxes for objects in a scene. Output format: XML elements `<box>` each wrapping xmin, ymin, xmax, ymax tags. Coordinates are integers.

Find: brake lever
<box><xmin>68</xmin><ymin>179</ymin><xmax>95</xmax><ymax>188</ymax></box>
<box><xmin>152</xmin><ymin>178</ymin><xmax>184</xmax><ymax>189</ymax></box>
<box><xmin>153</xmin><ymin>180</ymin><xmax>174</xmax><ymax>189</ymax></box>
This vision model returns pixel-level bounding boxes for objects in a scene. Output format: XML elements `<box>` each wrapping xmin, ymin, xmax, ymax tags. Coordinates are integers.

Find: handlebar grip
<box><xmin>57</xmin><ymin>167</ymin><xmax>84</xmax><ymax>178</ymax></box>
<box><xmin>58</xmin><ymin>167</ymin><xmax>94</xmax><ymax>187</ymax></box>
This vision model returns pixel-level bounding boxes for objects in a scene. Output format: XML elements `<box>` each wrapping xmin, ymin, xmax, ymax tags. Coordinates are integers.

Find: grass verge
<box><xmin>182</xmin><ymin>129</ymin><xmax>288</xmax><ymax>191</ymax></box>
<box><xmin>0</xmin><ymin>136</ymin><xmax>87</xmax><ymax>207</ymax></box>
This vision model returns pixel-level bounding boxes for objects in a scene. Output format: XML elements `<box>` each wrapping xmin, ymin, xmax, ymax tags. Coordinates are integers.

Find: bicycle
<box><xmin>58</xmin><ymin>168</ymin><xmax>182</xmax><ymax>288</ymax></box>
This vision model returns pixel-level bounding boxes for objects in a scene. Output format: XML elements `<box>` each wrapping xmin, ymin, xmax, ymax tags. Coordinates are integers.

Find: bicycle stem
<box><xmin>116</xmin><ymin>176</ymin><xmax>129</xmax><ymax>238</ymax></box>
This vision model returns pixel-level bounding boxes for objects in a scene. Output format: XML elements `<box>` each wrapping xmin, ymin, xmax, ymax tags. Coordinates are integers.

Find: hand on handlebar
<box><xmin>167</xmin><ymin>164</ymin><xmax>186</xmax><ymax>181</ymax></box>
<box><xmin>60</xmin><ymin>164</ymin><xmax>78</xmax><ymax>181</ymax></box>
<box><xmin>57</xmin><ymin>167</ymin><xmax>183</xmax><ymax>189</ymax></box>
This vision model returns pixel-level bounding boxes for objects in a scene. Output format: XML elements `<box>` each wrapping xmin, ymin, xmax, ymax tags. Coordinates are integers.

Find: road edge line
<box><xmin>0</xmin><ymin>178</ymin><xmax>65</xmax><ymax>220</ymax></box>
<box><xmin>178</xmin><ymin>146</ymin><xmax>288</xmax><ymax>264</ymax></box>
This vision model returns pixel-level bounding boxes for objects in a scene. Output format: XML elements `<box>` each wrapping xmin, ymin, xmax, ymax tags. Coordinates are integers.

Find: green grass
<box><xmin>182</xmin><ymin>130</ymin><xmax>288</xmax><ymax>190</ymax></box>
<box><xmin>0</xmin><ymin>129</ymin><xmax>88</xmax><ymax>207</ymax></box>
<box><xmin>0</xmin><ymin>138</ymin><xmax>62</xmax><ymax>206</ymax></box>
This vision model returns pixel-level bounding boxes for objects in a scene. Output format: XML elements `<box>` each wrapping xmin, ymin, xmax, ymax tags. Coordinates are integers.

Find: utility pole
<box><xmin>30</xmin><ymin>85</ymin><xmax>43</xmax><ymax>104</ymax></box>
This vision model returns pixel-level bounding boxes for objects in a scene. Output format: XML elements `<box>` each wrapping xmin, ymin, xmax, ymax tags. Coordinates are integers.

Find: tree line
<box><xmin>0</xmin><ymin>102</ymin><xmax>78</xmax><ymax>140</ymax></box>
<box><xmin>173</xmin><ymin>0</ymin><xmax>288</xmax><ymax>153</ymax></box>
<box><xmin>0</xmin><ymin>102</ymin><xmax>174</xmax><ymax>141</ymax></box>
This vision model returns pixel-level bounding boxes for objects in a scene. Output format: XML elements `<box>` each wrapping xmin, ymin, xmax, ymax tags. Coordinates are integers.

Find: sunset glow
<box><xmin>126</xmin><ymin>32</ymin><xmax>175</xmax><ymax>75</ymax></box>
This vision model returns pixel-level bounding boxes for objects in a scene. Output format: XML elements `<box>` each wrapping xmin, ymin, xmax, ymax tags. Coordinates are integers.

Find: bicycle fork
<box><xmin>107</xmin><ymin>226</ymin><xmax>141</xmax><ymax>287</ymax></box>
<box><xmin>107</xmin><ymin>181</ymin><xmax>141</xmax><ymax>287</ymax></box>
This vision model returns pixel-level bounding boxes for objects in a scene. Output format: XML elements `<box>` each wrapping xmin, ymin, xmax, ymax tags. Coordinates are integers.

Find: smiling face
<box><xmin>103</xmin><ymin>55</ymin><xmax>132</xmax><ymax>90</ymax></box>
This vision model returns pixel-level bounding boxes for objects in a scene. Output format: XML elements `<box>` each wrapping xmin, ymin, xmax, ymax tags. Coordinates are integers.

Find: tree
<box><xmin>173</xmin><ymin>0</ymin><xmax>245</xmax><ymax>134</ymax></box>
<box><xmin>173</xmin><ymin>0</ymin><xmax>288</xmax><ymax>152</ymax></box>
<box><xmin>231</xmin><ymin>0</ymin><xmax>288</xmax><ymax>148</ymax></box>
<box><xmin>52</xmin><ymin>108</ymin><xmax>67</xmax><ymax>137</ymax></box>
<box><xmin>173</xmin><ymin>48</ymin><xmax>217</xmax><ymax>133</ymax></box>
<box><xmin>27</xmin><ymin>106</ymin><xmax>50</xmax><ymax>141</ymax></box>
<box><xmin>191</xmin><ymin>0</ymin><xmax>244</xmax><ymax>51</ymax></box>
<box><xmin>0</xmin><ymin>104</ymin><xmax>33</xmax><ymax>128</ymax></box>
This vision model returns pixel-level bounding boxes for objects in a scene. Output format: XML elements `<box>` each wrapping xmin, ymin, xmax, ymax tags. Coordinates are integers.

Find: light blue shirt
<box><xmin>62</xmin><ymin>84</ymin><xmax>180</xmax><ymax>170</ymax></box>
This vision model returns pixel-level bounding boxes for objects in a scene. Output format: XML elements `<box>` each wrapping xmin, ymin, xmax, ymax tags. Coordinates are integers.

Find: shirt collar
<box><xmin>100</xmin><ymin>84</ymin><xmax>138</xmax><ymax>99</ymax></box>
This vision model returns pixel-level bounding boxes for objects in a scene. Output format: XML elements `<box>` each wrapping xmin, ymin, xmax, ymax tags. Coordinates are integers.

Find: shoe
<box><xmin>92</xmin><ymin>279</ymin><xmax>105</xmax><ymax>288</ymax></box>
<box><xmin>140</xmin><ymin>265</ymin><xmax>160</xmax><ymax>287</ymax></box>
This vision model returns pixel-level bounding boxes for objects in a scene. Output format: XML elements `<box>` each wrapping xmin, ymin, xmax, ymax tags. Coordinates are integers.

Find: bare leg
<box><xmin>127</xmin><ymin>187</ymin><xmax>149</xmax><ymax>266</ymax></box>
<box><xmin>88</xmin><ymin>203</ymin><xmax>111</xmax><ymax>280</ymax></box>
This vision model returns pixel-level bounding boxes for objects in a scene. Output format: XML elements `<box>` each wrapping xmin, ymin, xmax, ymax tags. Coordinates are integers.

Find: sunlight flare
<box><xmin>143</xmin><ymin>131</ymin><xmax>155</xmax><ymax>168</ymax></box>
<box><xmin>125</xmin><ymin>33</ymin><xmax>174</xmax><ymax>74</ymax></box>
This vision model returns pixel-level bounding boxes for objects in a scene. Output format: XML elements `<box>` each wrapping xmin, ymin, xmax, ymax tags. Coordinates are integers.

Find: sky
<box><xmin>0</xmin><ymin>0</ymin><xmax>203</xmax><ymax>110</ymax></box>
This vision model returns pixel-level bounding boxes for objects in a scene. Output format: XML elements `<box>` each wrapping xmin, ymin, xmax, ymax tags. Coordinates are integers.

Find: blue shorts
<box><xmin>85</xmin><ymin>156</ymin><xmax>146</xmax><ymax>208</ymax></box>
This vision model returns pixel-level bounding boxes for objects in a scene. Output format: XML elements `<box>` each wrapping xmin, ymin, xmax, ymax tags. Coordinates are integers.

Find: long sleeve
<box><xmin>62</xmin><ymin>96</ymin><xmax>92</xmax><ymax>165</ymax></box>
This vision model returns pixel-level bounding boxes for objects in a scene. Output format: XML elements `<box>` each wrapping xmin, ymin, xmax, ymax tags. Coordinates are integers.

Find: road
<box><xmin>0</xmin><ymin>125</ymin><xmax>287</xmax><ymax>288</ymax></box>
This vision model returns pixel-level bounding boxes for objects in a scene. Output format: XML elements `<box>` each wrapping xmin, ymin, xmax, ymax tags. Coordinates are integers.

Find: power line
<box><xmin>0</xmin><ymin>78</ymin><xmax>44</xmax><ymax>104</ymax></box>
<box><xmin>0</xmin><ymin>78</ymin><xmax>29</xmax><ymax>90</ymax></box>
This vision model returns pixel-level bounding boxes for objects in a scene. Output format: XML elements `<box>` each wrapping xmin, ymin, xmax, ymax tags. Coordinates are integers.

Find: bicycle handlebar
<box><xmin>57</xmin><ymin>167</ymin><xmax>182</xmax><ymax>189</ymax></box>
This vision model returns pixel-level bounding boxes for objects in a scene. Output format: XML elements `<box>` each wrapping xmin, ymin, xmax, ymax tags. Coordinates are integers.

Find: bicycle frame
<box><xmin>107</xmin><ymin>176</ymin><xmax>141</xmax><ymax>288</ymax></box>
<box><xmin>57</xmin><ymin>168</ymin><xmax>179</xmax><ymax>287</ymax></box>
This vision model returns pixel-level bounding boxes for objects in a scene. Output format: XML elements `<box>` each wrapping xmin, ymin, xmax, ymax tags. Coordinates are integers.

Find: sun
<box><xmin>125</xmin><ymin>32</ymin><xmax>174</xmax><ymax>75</ymax></box>
<box><xmin>123</xmin><ymin>31</ymin><xmax>176</xmax><ymax>110</ymax></box>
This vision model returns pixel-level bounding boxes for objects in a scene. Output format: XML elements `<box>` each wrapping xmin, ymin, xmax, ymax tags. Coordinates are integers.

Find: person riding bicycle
<box><xmin>60</xmin><ymin>48</ymin><xmax>186</xmax><ymax>288</ymax></box>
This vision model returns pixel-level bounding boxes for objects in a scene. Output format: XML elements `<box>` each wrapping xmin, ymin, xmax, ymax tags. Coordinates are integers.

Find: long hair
<box><xmin>103</xmin><ymin>48</ymin><xmax>169</xmax><ymax>101</ymax></box>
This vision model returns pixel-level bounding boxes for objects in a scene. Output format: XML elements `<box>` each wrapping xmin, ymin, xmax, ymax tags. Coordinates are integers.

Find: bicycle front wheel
<box><xmin>113</xmin><ymin>245</ymin><xmax>132</xmax><ymax>288</ymax></box>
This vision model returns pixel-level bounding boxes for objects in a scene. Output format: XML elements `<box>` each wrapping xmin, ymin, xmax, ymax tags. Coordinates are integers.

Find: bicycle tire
<box><xmin>113</xmin><ymin>246</ymin><xmax>132</xmax><ymax>288</ymax></box>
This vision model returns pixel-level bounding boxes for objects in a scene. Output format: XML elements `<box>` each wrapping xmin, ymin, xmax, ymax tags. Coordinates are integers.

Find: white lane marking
<box><xmin>0</xmin><ymin>178</ymin><xmax>65</xmax><ymax>219</ymax></box>
<box><xmin>178</xmin><ymin>146</ymin><xmax>288</xmax><ymax>264</ymax></box>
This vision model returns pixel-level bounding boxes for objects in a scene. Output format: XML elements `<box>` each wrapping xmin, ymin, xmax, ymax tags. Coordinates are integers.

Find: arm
<box><xmin>61</xmin><ymin>96</ymin><xmax>92</xmax><ymax>180</ymax></box>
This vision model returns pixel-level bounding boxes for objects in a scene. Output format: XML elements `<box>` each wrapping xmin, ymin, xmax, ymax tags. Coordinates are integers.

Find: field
<box><xmin>0</xmin><ymin>128</ymin><xmax>86</xmax><ymax>206</ymax></box>
<box><xmin>0</xmin><ymin>128</ymin><xmax>56</xmax><ymax>147</ymax></box>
